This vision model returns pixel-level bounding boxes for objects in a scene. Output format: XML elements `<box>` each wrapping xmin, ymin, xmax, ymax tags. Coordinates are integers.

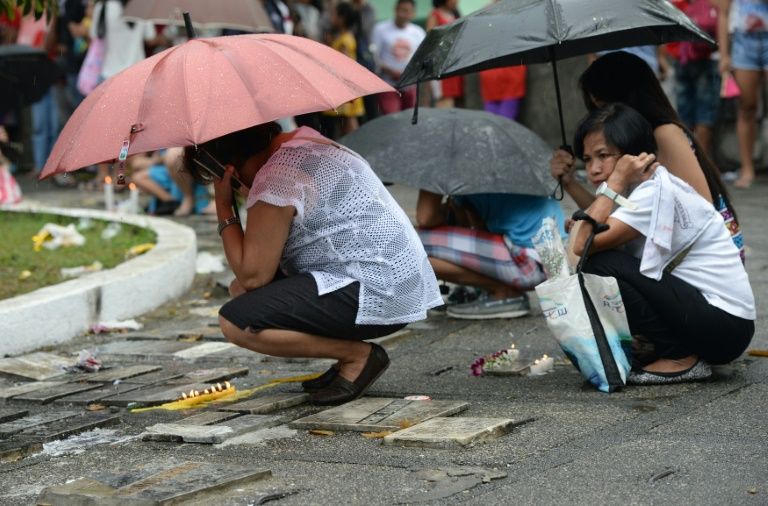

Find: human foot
<box><xmin>641</xmin><ymin>355</ymin><xmax>698</xmax><ymax>374</ymax></box>
<box><xmin>302</xmin><ymin>362</ymin><xmax>341</xmax><ymax>392</ymax></box>
<box><xmin>173</xmin><ymin>198</ymin><xmax>194</xmax><ymax>216</ymax></box>
<box><xmin>733</xmin><ymin>175</ymin><xmax>753</xmax><ymax>189</ymax></box>
<box><xmin>310</xmin><ymin>344</ymin><xmax>390</xmax><ymax>405</ymax></box>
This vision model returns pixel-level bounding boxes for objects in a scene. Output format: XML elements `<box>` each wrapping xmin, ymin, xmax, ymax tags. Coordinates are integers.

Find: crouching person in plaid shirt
<box><xmin>417</xmin><ymin>190</ymin><xmax>566</xmax><ymax>319</ymax></box>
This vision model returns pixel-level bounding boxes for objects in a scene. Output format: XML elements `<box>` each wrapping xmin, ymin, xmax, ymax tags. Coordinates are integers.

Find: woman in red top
<box><xmin>426</xmin><ymin>0</ymin><xmax>463</xmax><ymax>108</ymax></box>
<box><xmin>479</xmin><ymin>65</ymin><xmax>527</xmax><ymax>121</ymax></box>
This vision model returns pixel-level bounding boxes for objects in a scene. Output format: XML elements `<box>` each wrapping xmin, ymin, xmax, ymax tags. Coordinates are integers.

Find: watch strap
<box><xmin>217</xmin><ymin>216</ymin><xmax>242</xmax><ymax>235</ymax></box>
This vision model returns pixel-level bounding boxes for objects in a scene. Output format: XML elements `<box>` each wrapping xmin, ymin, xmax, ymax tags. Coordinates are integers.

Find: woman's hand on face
<box><xmin>550</xmin><ymin>148</ymin><xmax>575</xmax><ymax>185</ymax></box>
<box><xmin>609</xmin><ymin>152</ymin><xmax>656</xmax><ymax>191</ymax></box>
<box><xmin>213</xmin><ymin>165</ymin><xmax>236</xmax><ymax>209</ymax></box>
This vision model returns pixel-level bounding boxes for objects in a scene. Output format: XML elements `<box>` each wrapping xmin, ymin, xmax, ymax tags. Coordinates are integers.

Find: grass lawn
<box><xmin>0</xmin><ymin>212</ymin><xmax>157</xmax><ymax>300</ymax></box>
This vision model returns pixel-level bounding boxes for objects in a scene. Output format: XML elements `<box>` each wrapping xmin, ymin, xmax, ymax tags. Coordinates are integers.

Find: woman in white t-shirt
<box><xmin>568</xmin><ymin>103</ymin><xmax>755</xmax><ymax>385</ymax></box>
<box><xmin>182</xmin><ymin>122</ymin><xmax>442</xmax><ymax>405</ymax></box>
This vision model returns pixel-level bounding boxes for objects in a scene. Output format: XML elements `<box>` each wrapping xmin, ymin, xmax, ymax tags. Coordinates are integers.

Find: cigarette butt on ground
<box><xmin>747</xmin><ymin>349</ymin><xmax>768</xmax><ymax>358</ymax></box>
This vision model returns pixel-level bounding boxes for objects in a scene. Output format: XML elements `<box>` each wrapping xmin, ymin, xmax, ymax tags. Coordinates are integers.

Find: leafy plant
<box><xmin>1</xmin><ymin>0</ymin><xmax>58</xmax><ymax>21</ymax></box>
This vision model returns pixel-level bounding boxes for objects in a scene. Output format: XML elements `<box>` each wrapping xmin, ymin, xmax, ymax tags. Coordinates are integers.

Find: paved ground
<box><xmin>1</xmin><ymin>177</ymin><xmax>767</xmax><ymax>505</ymax></box>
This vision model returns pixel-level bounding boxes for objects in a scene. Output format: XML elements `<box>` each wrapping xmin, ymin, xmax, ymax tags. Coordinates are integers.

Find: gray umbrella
<box><xmin>340</xmin><ymin>108</ymin><xmax>556</xmax><ymax>196</ymax></box>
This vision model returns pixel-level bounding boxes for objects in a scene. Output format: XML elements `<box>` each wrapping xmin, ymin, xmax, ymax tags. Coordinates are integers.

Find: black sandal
<box><xmin>301</xmin><ymin>366</ymin><xmax>339</xmax><ymax>393</ymax></box>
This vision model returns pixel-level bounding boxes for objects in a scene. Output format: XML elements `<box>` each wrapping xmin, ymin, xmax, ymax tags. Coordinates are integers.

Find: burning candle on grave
<box><xmin>506</xmin><ymin>344</ymin><xmax>520</xmax><ymax>361</ymax></box>
<box><xmin>530</xmin><ymin>354</ymin><xmax>554</xmax><ymax>375</ymax></box>
<box><xmin>104</xmin><ymin>176</ymin><xmax>115</xmax><ymax>212</ymax></box>
<box><xmin>128</xmin><ymin>182</ymin><xmax>140</xmax><ymax>214</ymax></box>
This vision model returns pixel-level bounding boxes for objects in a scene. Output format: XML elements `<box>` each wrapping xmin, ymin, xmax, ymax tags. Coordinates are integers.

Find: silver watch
<box><xmin>595</xmin><ymin>182</ymin><xmax>638</xmax><ymax>210</ymax></box>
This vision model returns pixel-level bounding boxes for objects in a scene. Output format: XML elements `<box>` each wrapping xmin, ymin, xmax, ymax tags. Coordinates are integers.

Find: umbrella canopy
<box><xmin>399</xmin><ymin>0</ymin><xmax>714</xmax><ymax>83</ymax></box>
<box><xmin>0</xmin><ymin>45</ymin><xmax>62</xmax><ymax>115</ymax></box>
<box><xmin>339</xmin><ymin>107</ymin><xmax>556</xmax><ymax>196</ymax></box>
<box><xmin>41</xmin><ymin>34</ymin><xmax>394</xmax><ymax>178</ymax></box>
<box><xmin>397</xmin><ymin>0</ymin><xmax>714</xmax><ymax>151</ymax></box>
<box><xmin>122</xmin><ymin>0</ymin><xmax>273</xmax><ymax>33</ymax></box>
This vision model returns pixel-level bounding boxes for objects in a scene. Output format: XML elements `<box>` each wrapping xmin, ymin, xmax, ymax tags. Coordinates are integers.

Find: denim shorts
<box><xmin>675</xmin><ymin>59</ymin><xmax>721</xmax><ymax>127</ymax></box>
<box><xmin>731</xmin><ymin>31</ymin><xmax>768</xmax><ymax>71</ymax></box>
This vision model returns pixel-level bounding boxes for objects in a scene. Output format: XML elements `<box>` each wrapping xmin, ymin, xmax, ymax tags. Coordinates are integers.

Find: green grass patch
<box><xmin>0</xmin><ymin>211</ymin><xmax>157</xmax><ymax>300</ymax></box>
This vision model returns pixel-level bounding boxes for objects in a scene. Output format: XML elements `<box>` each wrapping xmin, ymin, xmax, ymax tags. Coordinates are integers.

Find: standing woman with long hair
<box><xmin>717</xmin><ymin>0</ymin><xmax>768</xmax><ymax>188</ymax></box>
<box><xmin>550</xmin><ymin>50</ymin><xmax>745</xmax><ymax>262</ymax></box>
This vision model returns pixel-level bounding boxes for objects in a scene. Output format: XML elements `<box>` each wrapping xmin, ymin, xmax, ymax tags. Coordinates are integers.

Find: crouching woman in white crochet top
<box><xmin>567</xmin><ymin>104</ymin><xmax>755</xmax><ymax>385</ymax></box>
<box><xmin>183</xmin><ymin>122</ymin><xmax>443</xmax><ymax>405</ymax></box>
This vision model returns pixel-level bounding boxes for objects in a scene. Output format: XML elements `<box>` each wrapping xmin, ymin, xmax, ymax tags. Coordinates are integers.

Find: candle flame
<box><xmin>129</xmin><ymin>182</ymin><xmax>137</xmax><ymax>190</ymax></box>
<box><xmin>543</xmin><ymin>354</ymin><xmax>549</xmax><ymax>359</ymax></box>
<box><xmin>105</xmin><ymin>176</ymin><xmax>112</xmax><ymax>184</ymax></box>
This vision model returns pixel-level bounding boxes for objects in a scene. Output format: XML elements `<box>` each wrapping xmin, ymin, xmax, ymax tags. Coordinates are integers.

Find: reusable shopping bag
<box><xmin>0</xmin><ymin>163</ymin><xmax>22</xmax><ymax>204</ymax></box>
<box><xmin>535</xmin><ymin>211</ymin><xmax>632</xmax><ymax>393</ymax></box>
<box><xmin>77</xmin><ymin>37</ymin><xmax>105</xmax><ymax>96</ymax></box>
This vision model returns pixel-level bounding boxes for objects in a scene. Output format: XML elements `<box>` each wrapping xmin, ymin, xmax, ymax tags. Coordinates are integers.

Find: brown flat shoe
<box><xmin>310</xmin><ymin>343</ymin><xmax>390</xmax><ymax>406</ymax></box>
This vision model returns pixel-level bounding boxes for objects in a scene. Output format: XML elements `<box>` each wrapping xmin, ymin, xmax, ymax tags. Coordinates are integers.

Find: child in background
<box><xmin>322</xmin><ymin>2</ymin><xmax>365</xmax><ymax>136</ymax></box>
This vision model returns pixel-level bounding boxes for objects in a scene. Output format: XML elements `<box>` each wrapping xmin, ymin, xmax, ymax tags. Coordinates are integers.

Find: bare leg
<box><xmin>693</xmin><ymin>124</ymin><xmax>713</xmax><ymax>158</ymax></box>
<box><xmin>436</xmin><ymin>97</ymin><xmax>454</xmax><ymax>109</ymax></box>
<box><xmin>340</xmin><ymin>116</ymin><xmax>359</xmax><ymax>135</ymax></box>
<box><xmin>733</xmin><ymin>69</ymin><xmax>761</xmax><ymax>188</ymax></box>
<box><xmin>641</xmin><ymin>355</ymin><xmax>698</xmax><ymax>373</ymax></box>
<box><xmin>429</xmin><ymin>257</ymin><xmax>523</xmax><ymax>299</ymax></box>
<box><xmin>165</xmin><ymin>148</ymin><xmax>195</xmax><ymax>216</ymax></box>
<box><xmin>219</xmin><ymin>316</ymin><xmax>370</xmax><ymax>382</ymax></box>
<box><xmin>132</xmin><ymin>169</ymin><xmax>174</xmax><ymax>201</ymax></box>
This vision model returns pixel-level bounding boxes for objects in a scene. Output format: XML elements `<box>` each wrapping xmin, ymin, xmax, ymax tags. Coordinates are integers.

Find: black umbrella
<box><xmin>0</xmin><ymin>45</ymin><xmax>62</xmax><ymax>115</ymax></box>
<box><xmin>398</xmin><ymin>0</ymin><xmax>714</xmax><ymax>151</ymax></box>
<box><xmin>339</xmin><ymin>107</ymin><xmax>556</xmax><ymax>196</ymax></box>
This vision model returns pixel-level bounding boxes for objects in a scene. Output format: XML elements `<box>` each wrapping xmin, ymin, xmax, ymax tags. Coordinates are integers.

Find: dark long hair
<box><xmin>335</xmin><ymin>2</ymin><xmax>360</xmax><ymax>32</ymax></box>
<box><xmin>182</xmin><ymin>122</ymin><xmax>282</xmax><ymax>185</ymax></box>
<box><xmin>579</xmin><ymin>51</ymin><xmax>737</xmax><ymax>222</ymax></box>
<box><xmin>574</xmin><ymin>103</ymin><xmax>657</xmax><ymax>161</ymax></box>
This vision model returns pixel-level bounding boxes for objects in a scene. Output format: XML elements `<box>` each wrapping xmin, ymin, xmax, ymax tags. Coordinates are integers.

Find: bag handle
<box><xmin>571</xmin><ymin>210</ymin><xmax>610</xmax><ymax>274</ymax></box>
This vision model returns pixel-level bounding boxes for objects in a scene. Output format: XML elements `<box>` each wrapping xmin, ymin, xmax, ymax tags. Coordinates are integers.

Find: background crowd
<box><xmin>0</xmin><ymin>0</ymin><xmax>764</xmax><ymax>214</ymax></box>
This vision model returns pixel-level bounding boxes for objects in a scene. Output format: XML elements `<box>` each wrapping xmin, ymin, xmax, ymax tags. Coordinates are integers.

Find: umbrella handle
<box><xmin>572</xmin><ymin>210</ymin><xmax>609</xmax><ymax>273</ymax></box>
<box><xmin>550</xmin><ymin>144</ymin><xmax>573</xmax><ymax>201</ymax></box>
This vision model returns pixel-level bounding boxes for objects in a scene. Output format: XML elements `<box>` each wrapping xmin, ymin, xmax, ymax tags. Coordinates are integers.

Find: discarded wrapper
<box><xmin>404</xmin><ymin>395</ymin><xmax>431</xmax><ymax>401</ymax></box>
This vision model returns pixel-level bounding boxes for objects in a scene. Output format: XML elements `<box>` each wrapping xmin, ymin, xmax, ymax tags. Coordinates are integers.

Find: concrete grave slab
<box><xmin>176</xmin><ymin>326</ymin><xmax>226</xmax><ymax>342</ymax></box>
<box><xmin>53</xmin><ymin>383</ymin><xmax>143</xmax><ymax>406</ymax></box>
<box><xmin>290</xmin><ymin>398</ymin><xmax>470</xmax><ymax>432</ymax></box>
<box><xmin>0</xmin><ymin>380</ymin><xmax>68</xmax><ymax>400</ymax></box>
<box><xmin>12</xmin><ymin>382</ymin><xmax>103</xmax><ymax>404</ymax></box>
<box><xmin>142</xmin><ymin>415</ymin><xmax>282</xmax><ymax>443</ymax></box>
<box><xmin>0</xmin><ymin>352</ymin><xmax>75</xmax><ymax>380</ymax></box>
<box><xmin>176</xmin><ymin>411</ymin><xmax>241</xmax><ymax>426</ymax></box>
<box><xmin>123</xmin><ymin>368</ymin><xmax>189</xmax><ymax>385</ymax></box>
<box><xmin>100</xmin><ymin>383</ymin><xmax>211</xmax><ymax>407</ymax></box>
<box><xmin>37</xmin><ymin>461</ymin><xmax>271</xmax><ymax>505</ymax></box>
<box><xmin>97</xmin><ymin>340</ymin><xmax>197</xmax><ymax>360</ymax></box>
<box><xmin>165</xmin><ymin>367</ymin><xmax>248</xmax><ymax>385</ymax></box>
<box><xmin>0</xmin><ymin>410</ymin><xmax>80</xmax><ymax>438</ymax></box>
<box><xmin>220</xmin><ymin>393</ymin><xmax>309</xmax><ymax>414</ymax></box>
<box><xmin>19</xmin><ymin>413</ymin><xmax>120</xmax><ymax>442</ymax></box>
<box><xmin>0</xmin><ymin>408</ymin><xmax>28</xmax><ymax>423</ymax></box>
<box><xmin>172</xmin><ymin>342</ymin><xmax>238</xmax><ymax>360</ymax></box>
<box><xmin>0</xmin><ymin>438</ymin><xmax>43</xmax><ymax>463</ymax></box>
<box><xmin>383</xmin><ymin>417</ymin><xmax>520</xmax><ymax>448</ymax></box>
<box><xmin>80</xmin><ymin>365</ymin><xmax>162</xmax><ymax>383</ymax></box>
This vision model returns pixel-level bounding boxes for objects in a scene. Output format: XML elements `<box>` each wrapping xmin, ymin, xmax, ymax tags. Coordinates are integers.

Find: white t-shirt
<box><xmin>246</xmin><ymin>127</ymin><xmax>443</xmax><ymax>325</ymax></box>
<box><xmin>612</xmin><ymin>172</ymin><xmax>755</xmax><ymax>321</ymax></box>
<box><xmin>91</xmin><ymin>0</ymin><xmax>156</xmax><ymax>80</ymax></box>
<box><xmin>371</xmin><ymin>21</ymin><xmax>425</xmax><ymax>85</ymax></box>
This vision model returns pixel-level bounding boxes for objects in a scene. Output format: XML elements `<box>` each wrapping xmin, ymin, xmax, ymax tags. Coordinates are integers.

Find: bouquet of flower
<box><xmin>470</xmin><ymin>345</ymin><xmax>520</xmax><ymax>376</ymax></box>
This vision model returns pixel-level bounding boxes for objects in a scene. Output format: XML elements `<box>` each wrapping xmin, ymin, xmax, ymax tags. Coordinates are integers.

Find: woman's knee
<box><xmin>219</xmin><ymin>314</ymin><xmax>256</xmax><ymax>347</ymax></box>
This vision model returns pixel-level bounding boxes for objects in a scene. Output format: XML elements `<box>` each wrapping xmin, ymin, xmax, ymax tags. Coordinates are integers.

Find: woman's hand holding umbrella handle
<box><xmin>550</xmin><ymin>148</ymin><xmax>575</xmax><ymax>186</ymax></box>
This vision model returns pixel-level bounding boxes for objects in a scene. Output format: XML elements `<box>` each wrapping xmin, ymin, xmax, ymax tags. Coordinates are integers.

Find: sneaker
<box><xmin>627</xmin><ymin>360</ymin><xmax>712</xmax><ymax>385</ymax></box>
<box><xmin>446</xmin><ymin>294</ymin><xmax>530</xmax><ymax>320</ymax></box>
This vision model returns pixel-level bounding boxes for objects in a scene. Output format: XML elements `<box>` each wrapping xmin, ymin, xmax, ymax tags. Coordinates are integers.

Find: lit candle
<box><xmin>104</xmin><ymin>176</ymin><xmax>115</xmax><ymax>212</ymax></box>
<box><xmin>128</xmin><ymin>182</ymin><xmax>140</xmax><ymax>214</ymax></box>
<box><xmin>529</xmin><ymin>354</ymin><xmax>554</xmax><ymax>375</ymax></box>
<box><xmin>506</xmin><ymin>344</ymin><xmax>520</xmax><ymax>361</ymax></box>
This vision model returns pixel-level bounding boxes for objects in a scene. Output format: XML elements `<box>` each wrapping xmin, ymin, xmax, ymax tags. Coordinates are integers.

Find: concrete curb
<box><xmin>0</xmin><ymin>205</ymin><xmax>197</xmax><ymax>356</ymax></box>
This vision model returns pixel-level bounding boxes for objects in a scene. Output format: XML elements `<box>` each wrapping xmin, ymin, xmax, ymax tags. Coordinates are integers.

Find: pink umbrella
<box><xmin>41</xmin><ymin>34</ymin><xmax>394</xmax><ymax>179</ymax></box>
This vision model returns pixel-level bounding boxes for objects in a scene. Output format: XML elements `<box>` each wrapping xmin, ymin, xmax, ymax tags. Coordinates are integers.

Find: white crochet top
<box><xmin>246</xmin><ymin>127</ymin><xmax>443</xmax><ymax>325</ymax></box>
